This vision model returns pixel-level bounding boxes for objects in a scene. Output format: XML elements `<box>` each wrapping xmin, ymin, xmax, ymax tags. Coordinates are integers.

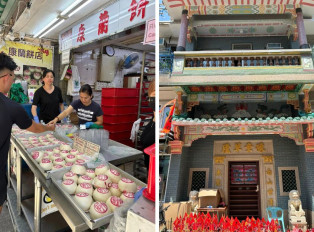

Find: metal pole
<box><xmin>16</xmin><ymin>149</ymin><xmax>22</xmax><ymax>215</ymax></box>
<box><xmin>7</xmin><ymin>144</ymin><xmax>11</xmax><ymax>188</ymax></box>
<box><xmin>135</xmin><ymin>51</ymin><xmax>146</xmax><ymax>148</ymax></box>
<box><xmin>34</xmin><ymin>177</ymin><xmax>42</xmax><ymax>232</ymax></box>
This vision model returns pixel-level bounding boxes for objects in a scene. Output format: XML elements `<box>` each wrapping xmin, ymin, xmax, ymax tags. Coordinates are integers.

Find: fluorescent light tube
<box><xmin>39</xmin><ymin>19</ymin><xmax>65</xmax><ymax>38</ymax></box>
<box><xmin>34</xmin><ymin>18</ymin><xmax>58</xmax><ymax>37</ymax></box>
<box><xmin>61</xmin><ymin>0</ymin><xmax>83</xmax><ymax>16</ymax></box>
<box><xmin>68</xmin><ymin>0</ymin><xmax>93</xmax><ymax>17</ymax></box>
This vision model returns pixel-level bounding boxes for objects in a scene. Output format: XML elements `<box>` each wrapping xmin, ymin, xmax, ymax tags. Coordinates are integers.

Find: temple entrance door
<box><xmin>228</xmin><ymin>161</ymin><xmax>261</xmax><ymax>220</ymax></box>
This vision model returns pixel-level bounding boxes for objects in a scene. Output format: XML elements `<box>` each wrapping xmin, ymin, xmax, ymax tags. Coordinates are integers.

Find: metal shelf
<box><xmin>10</xmin><ymin>136</ymin><xmax>90</xmax><ymax>232</ymax></box>
<box><xmin>21</xmin><ymin>198</ymin><xmax>71</xmax><ymax>232</ymax></box>
<box><xmin>10</xmin><ymin>172</ymin><xmax>34</xmax><ymax>200</ymax></box>
<box><xmin>7</xmin><ymin>188</ymin><xmax>32</xmax><ymax>232</ymax></box>
<box><xmin>11</xmin><ymin>170</ymin><xmax>72</xmax><ymax>232</ymax></box>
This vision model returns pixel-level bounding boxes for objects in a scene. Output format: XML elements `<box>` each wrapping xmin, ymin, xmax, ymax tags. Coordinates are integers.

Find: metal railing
<box><xmin>160</xmin><ymin>52</ymin><xmax>174</xmax><ymax>74</ymax></box>
<box><xmin>172</xmin><ymin>49</ymin><xmax>313</xmax><ymax>69</ymax></box>
<box><xmin>185</xmin><ymin>55</ymin><xmax>300</xmax><ymax>67</ymax></box>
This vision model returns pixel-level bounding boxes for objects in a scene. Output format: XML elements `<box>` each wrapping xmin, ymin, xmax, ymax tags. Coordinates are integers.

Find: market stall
<box><xmin>7</xmin><ymin>125</ymin><xmax>148</xmax><ymax>232</ymax></box>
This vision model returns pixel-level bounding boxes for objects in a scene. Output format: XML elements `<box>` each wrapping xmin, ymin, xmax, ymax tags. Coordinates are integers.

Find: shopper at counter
<box><xmin>0</xmin><ymin>53</ymin><xmax>55</xmax><ymax>214</ymax></box>
<box><xmin>31</xmin><ymin>69</ymin><xmax>64</xmax><ymax>124</ymax></box>
<box><xmin>140</xmin><ymin>81</ymin><xmax>155</xmax><ymax>170</ymax></box>
<box><xmin>48</xmin><ymin>84</ymin><xmax>103</xmax><ymax>127</ymax></box>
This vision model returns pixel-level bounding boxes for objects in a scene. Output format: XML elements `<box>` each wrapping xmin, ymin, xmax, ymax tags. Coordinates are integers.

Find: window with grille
<box><xmin>187</xmin><ymin>168</ymin><xmax>209</xmax><ymax>196</ymax></box>
<box><xmin>278</xmin><ymin>167</ymin><xmax>300</xmax><ymax>196</ymax></box>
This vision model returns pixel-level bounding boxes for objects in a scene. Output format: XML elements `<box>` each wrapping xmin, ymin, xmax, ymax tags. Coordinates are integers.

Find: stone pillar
<box><xmin>176</xmin><ymin>10</ymin><xmax>188</xmax><ymax>51</ymax></box>
<box><xmin>296</xmin><ymin>8</ymin><xmax>310</xmax><ymax>49</ymax></box>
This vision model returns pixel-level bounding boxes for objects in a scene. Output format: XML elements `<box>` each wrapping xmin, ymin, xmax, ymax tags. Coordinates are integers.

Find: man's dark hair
<box><xmin>0</xmin><ymin>52</ymin><xmax>18</xmax><ymax>72</ymax></box>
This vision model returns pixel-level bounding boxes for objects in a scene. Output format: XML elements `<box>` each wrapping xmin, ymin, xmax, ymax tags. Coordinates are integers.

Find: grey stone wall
<box><xmin>195</xmin><ymin>36</ymin><xmax>292</xmax><ymax>51</ymax></box>
<box><xmin>299</xmin><ymin>146</ymin><xmax>314</xmax><ymax>211</ymax></box>
<box><xmin>165</xmin><ymin>134</ymin><xmax>312</xmax><ymax>212</ymax></box>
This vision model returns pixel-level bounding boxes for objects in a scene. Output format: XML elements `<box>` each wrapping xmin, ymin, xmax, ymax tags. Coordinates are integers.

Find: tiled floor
<box><xmin>0</xmin><ymin>202</ymin><xmax>14</xmax><ymax>232</ymax></box>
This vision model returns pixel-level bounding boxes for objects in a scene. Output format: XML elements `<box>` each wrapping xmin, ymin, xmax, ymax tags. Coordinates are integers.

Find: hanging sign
<box><xmin>0</xmin><ymin>41</ymin><xmax>53</xmax><ymax>75</ymax></box>
<box><xmin>59</xmin><ymin>0</ymin><xmax>154</xmax><ymax>51</ymax></box>
<box><xmin>143</xmin><ymin>18</ymin><xmax>155</xmax><ymax>45</ymax></box>
<box><xmin>61</xmin><ymin>49</ymin><xmax>70</xmax><ymax>65</ymax></box>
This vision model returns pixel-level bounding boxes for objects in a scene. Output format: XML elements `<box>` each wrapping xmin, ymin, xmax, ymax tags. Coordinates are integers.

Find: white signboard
<box><xmin>61</xmin><ymin>49</ymin><xmax>70</xmax><ymax>65</ymax></box>
<box><xmin>59</xmin><ymin>0</ymin><xmax>154</xmax><ymax>52</ymax></box>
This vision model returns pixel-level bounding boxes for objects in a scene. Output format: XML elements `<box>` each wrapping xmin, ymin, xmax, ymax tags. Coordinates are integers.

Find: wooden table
<box><xmin>197</xmin><ymin>207</ymin><xmax>227</xmax><ymax>220</ymax></box>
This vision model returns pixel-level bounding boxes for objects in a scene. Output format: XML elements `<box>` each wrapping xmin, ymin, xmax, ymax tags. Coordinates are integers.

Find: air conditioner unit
<box><xmin>266</xmin><ymin>43</ymin><xmax>282</xmax><ymax>49</ymax></box>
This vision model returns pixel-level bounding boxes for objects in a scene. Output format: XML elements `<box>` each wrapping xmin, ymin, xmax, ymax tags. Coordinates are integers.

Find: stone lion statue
<box><xmin>288</xmin><ymin>190</ymin><xmax>306</xmax><ymax>227</ymax></box>
<box><xmin>189</xmin><ymin>190</ymin><xmax>199</xmax><ymax>212</ymax></box>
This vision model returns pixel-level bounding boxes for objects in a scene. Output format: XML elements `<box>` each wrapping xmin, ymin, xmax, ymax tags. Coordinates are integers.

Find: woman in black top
<box><xmin>48</xmin><ymin>84</ymin><xmax>103</xmax><ymax>127</ymax></box>
<box><xmin>31</xmin><ymin>69</ymin><xmax>64</xmax><ymax>124</ymax></box>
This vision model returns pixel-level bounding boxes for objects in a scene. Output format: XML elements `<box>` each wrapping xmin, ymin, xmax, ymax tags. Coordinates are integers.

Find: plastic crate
<box><xmin>103</xmin><ymin>122</ymin><xmax>133</xmax><ymax>132</ymax></box>
<box><xmin>110</xmin><ymin>131</ymin><xmax>131</xmax><ymax>140</ymax></box>
<box><xmin>141</xmin><ymin>107</ymin><xmax>153</xmax><ymax>113</ymax></box>
<box><xmin>101</xmin><ymin>105</ymin><xmax>138</xmax><ymax>114</ymax></box>
<box><xmin>140</xmin><ymin>115</ymin><xmax>153</xmax><ymax>121</ymax></box>
<box><xmin>101</xmin><ymin>88</ymin><xmax>139</xmax><ymax>97</ymax></box>
<box><xmin>103</xmin><ymin>114</ymin><xmax>138</xmax><ymax>123</ymax></box>
<box><xmin>141</xmin><ymin>101</ymin><xmax>149</xmax><ymax>107</ymax></box>
<box><xmin>102</xmin><ymin>97</ymin><xmax>139</xmax><ymax>106</ymax></box>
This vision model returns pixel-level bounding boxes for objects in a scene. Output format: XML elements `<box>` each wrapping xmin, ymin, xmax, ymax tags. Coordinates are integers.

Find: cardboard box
<box><xmin>198</xmin><ymin>189</ymin><xmax>222</xmax><ymax>208</ymax></box>
<box><xmin>163</xmin><ymin>202</ymin><xmax>191</xmax><ymax>223</ymax></box>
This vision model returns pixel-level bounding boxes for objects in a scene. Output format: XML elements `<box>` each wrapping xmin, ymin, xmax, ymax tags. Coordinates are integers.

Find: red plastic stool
<box><xmin>143</xmin><ymin>144</ymin><xmax>155</xmax><ymax>202</ymax></box>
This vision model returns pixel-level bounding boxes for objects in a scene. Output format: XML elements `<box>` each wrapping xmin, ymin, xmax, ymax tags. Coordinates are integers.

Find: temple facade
<box><xmin>159</xmin><ymin>1</ymin><xmax>314</xmax><ymax>227</ymax></box>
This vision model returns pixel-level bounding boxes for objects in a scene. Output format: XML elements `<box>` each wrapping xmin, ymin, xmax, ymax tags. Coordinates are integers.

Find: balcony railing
<box><xmin>185</xmin><ymin>55</ymin><xmax>300</xmax><ymax>67</ymax></box>
<box><xmin>171</xmin><ymin>49</ymin><xmax>314</xmax><ymax>74</ymax></box>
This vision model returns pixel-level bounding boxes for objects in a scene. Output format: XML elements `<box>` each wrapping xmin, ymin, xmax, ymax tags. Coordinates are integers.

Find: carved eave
<box><xmin>160</xmin><ymin>73</ymin><xmax>314</xmax><ymax>86</ymax></box>
<box><xmin>169</xmin><ymin>117</ymin><xmax>314</xmax><ymax>154</ymax></box>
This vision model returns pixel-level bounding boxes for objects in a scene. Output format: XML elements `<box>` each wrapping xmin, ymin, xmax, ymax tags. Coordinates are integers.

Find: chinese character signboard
<box><xmin>77</xmin><ymin>24</ymin><xmax>85</xmax><ymax>43</ymax></box>
<box><xmin>71</xmin><ymin>3</ymin><xmax>119</xmax><ymax>48</ymax></box>
<box><xmin>119</xmin><ymin>0</ymin><xmax>154</xmax><ymax>32</ymax></box>
<box><xmin>98</xmin><ymin>10</ymin><xmax>109</xmax><ymax>35</ymax></box>
<box><xmin>0</xmin><ymin>41</ymin><xmax>53</xmax><ymax>76</ymax></box>
<box><xmin>59</xmin><ymin>0</ymin><xmax>154</xmax><ymax>51</ymax></box>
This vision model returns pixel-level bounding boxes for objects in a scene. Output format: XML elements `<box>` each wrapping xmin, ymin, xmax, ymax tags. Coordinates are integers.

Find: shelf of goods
<box><xmin>101</xmin><ymin>88</ymin><xmax>139</xmax><ymax>147</ymax></box>
<box><xmin>8</xmin><ymin>128</ymin><xmax>145</xmax><ymax>232</ymax></box>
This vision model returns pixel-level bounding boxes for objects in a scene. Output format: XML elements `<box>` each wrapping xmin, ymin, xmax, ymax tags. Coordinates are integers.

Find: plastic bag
<box><xmin>86</xmin><ymin>153</ymin><xmax>109</xmax><ymax>169</ymax></box>
<box><xmin>107</xmin><ymin>203</ymin><xmax>133</xmax><ymax>232</ymax></box>
<box><xmin>10</xmin><ymin>83</ymin><xmax>28</xmax><ymax>103</ymax></box>
<box><xmin>53</xmin><ymin>127</ymin><xmax>77</xmax><ymax>144</ymax></box>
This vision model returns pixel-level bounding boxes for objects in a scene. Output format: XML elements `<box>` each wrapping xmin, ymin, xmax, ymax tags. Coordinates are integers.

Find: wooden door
<box><xmin>228</xmin><ymin>161</ymin><xmax>260</xmax><ymax>220</ymax></box>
